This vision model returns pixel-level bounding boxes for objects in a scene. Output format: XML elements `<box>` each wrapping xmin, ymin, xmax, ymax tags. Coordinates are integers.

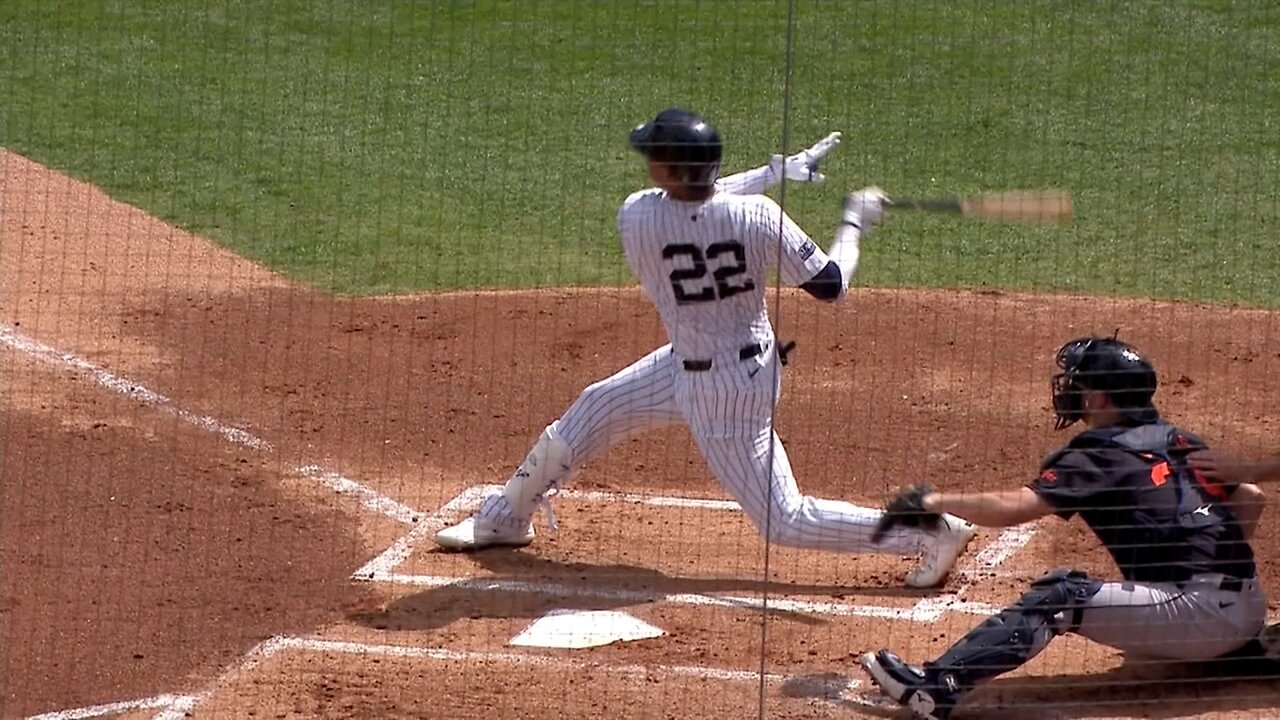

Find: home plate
<box><xmin>508</xmin><ymin>609</ymin><xmax>666</xmax><ymax>649</ymax></box>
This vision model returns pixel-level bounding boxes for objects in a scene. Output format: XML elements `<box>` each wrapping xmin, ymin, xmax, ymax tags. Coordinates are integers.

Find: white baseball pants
<box><xmin>553</xmin><ymin>342</ymin><xmax>925</xmax><ymax>556</ymax></box>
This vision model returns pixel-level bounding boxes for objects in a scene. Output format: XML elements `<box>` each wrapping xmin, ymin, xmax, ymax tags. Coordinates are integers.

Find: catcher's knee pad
<box><xmin>927</xmin><ymin>569</ymin><xmax>1100</xmax><ymax>692</ymax></box>
<box><xmin>1018</xmin><ymin>569</ymin><xmax>1102</xmax><ymax>634</ymax></box>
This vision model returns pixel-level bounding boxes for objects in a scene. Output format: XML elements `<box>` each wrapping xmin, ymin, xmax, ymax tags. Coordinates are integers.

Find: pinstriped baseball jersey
<box><xmin>617</xmin><ymin>188</ymin><xmax>828</xmax><ymax>361</ymax></box>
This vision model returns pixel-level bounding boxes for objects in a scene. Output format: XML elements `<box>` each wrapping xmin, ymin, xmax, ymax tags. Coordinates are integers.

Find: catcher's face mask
<box><xmin>1050</xmin><ymin>337</ymin><xmax>1094</xmax><ymax>430</ymax></box>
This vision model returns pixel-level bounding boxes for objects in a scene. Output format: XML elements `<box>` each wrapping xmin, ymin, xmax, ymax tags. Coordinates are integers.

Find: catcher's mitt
<box><xmin>871</xmin><ymin>484</ymin><xmax>941</xmax><ymax>543</ymax></box>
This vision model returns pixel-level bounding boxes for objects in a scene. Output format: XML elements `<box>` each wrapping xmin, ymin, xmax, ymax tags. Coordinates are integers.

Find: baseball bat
<box><xmin>888</xmin><ymin>190</ymin><xmax>1072</xmax><ymax>224</ymax></box>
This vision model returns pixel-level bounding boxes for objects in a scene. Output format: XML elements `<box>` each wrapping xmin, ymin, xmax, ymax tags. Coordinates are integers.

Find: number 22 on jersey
<box><xmin>663</xmin><ymin>241</ymin><xmax>755</xmax><ymax>304</ymax></box>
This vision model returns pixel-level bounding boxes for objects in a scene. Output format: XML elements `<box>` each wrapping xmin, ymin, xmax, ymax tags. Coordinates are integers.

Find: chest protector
<box><xmin>1046</xmin><ymin>422</ymin><xmax>1248</xmax><ymax>583</ymax></box>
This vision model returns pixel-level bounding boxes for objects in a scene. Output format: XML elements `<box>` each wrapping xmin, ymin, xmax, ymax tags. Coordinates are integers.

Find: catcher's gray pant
<box><xmin>1075</xmin><ymin>573</ymin><xmax>1267</xmax><ymax>660</ymax></box>
<box><xmin>550</xmin><ymin>342</ymin><xmax>929</xmax><ymax>556</ymax></box>
<box><xmin>921</xmin><ymin>571</ymin><xmax>1268</xmax><ymax>700</ymax></box>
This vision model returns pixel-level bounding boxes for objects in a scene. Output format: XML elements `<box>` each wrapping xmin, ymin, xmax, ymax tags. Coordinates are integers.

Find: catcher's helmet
<box><xmin>1051</xmin><ymin>336</ymin><xmax>1159</xmax><ymax>430</ymax></box>
<box><xmin>629</xmin><ymin>107</ymin><xmax>723</xmax><ymax>187</ymax></box>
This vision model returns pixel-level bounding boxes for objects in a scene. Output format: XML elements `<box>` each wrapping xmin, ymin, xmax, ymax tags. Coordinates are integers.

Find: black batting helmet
<box><xmin>1051</xmin><ymin>336</ymin><xmax>1159</xmax><ymax>430</ymax></box>
<box><xmin>629</xmin><ymin>107</ymin><xmax>723</xmax><ymax>187</ymax></box>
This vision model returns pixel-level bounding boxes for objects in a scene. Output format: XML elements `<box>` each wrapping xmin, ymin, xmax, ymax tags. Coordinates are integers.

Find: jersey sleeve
<box><xmin>1027</xmin><ymin>449</ymin><xmax>1111</xmax><ymax>519</ymax></box>
<box><xmin>744</xmin><ymin>196</ymin><xmax>830</xmax><ymax>285</ymax></box>
<box><xmin>615</xmin><ymin>190</ymin><xmax>654</xmax><ymax>273</ymax></box>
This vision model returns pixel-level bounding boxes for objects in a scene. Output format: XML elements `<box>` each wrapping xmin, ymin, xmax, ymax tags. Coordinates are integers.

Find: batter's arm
<box><xmin>797</xmin><ymin>188</ymin><xmax>888</xmax><ymax>302</ymax></box>
<box><xmin>1192</xmin><ymin>449</ymin><xmax>1280</xmax><ymax>486</ymax></box>
<box><xmin>716</xmin><ymin>132</ymin><xmax>843</xmax><ymax>195</ymax></box>
<box><xmin>923</xmin><ymin>487</ymin><xmax>1056</xmax><ymax>528</ymax></box>
<box><xmin>800</xmin><ymin>260</ymin><xmax>845</xmax><ymax>302</ymax></box>
<box><xmin>1227</xmin><ymin>483</ymin><xmax>1265</xmax><ymax>541</ymax></box>
<box><xmin>716</xmin><ymin>165</ymin><xmax>777</xmax><ymax>196</ymax></box>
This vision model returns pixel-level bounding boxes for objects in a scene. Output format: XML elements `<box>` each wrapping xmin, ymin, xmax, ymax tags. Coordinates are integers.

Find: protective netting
<box><xmin>2</xmin><ymin>2</ymin><xmax>1278</xmax><ymax>718</ymax></box>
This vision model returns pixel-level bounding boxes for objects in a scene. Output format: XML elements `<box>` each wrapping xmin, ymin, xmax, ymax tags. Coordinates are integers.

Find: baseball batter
<box><xmin>862</xmin><ymin>336</ymin><xmax>1270</xmax><ymax>719</ymax></box>
<box><xmin>436</xmin><ymin>107</ymin><xmax>976</xmax><ymax>588</ymax></box>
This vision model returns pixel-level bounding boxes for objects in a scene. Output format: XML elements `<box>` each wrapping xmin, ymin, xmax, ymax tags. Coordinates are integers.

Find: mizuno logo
<box><xmin>1194</xmin><ymin>505</ymin><xmax>1211</xmax><ymax>516</ymax></box>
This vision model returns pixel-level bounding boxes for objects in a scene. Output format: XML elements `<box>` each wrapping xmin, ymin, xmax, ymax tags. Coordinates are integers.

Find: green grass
<box><xmin>1</xmin><ymin>0</ymin><xmax>1277</xmax><ymax>303</ymax></box>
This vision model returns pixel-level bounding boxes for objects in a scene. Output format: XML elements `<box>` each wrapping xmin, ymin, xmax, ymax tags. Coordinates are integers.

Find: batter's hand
<box><xmin>769</xmin><ymin>132</ymin><xmax>843</xmax><ymax>184</ymax></box>
<box><xmin>871</xmin><ymin>483</ymin><xmax>941</xmax><ymax>544</ymax></box>
<box><xmin>1190</xmin><ymin>449</ymin><xmax>1254</xmax><ymax>485</ymax></box>
<box><xmin>843</xmin><ymin>186</ymin><xmax>889</xmax><ymax>230</ymax></box>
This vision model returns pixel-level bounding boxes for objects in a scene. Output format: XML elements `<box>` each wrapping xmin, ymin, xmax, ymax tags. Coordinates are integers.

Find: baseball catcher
<box><xmin>861</xmin><ymin>336</ymin><xmax>1269</xmax><ymax>719</ymax></box>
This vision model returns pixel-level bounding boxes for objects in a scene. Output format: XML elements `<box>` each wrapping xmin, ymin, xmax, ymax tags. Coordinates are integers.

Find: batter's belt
<box><xmin>680</xmin><ymin>340</ymin><xmax>796</xmax><ymax>371</ymax></box>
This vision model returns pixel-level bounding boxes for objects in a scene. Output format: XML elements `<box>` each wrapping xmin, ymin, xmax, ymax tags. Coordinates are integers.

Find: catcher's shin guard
<box><xmin>924</xmin><ymin>569</ymin><xmax>1101</xmax><ymax>693</ymax></box>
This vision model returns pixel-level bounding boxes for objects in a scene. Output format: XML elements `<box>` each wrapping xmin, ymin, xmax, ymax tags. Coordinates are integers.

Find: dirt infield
<box><xmin>3</xmin><ymin>150</ymin><xmax>1280</xmax><ymax>719</ymax></box>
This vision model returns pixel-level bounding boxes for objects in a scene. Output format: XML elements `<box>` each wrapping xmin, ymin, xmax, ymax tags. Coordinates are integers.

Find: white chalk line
<box><xmin>294</xmin><ymin>464</ymin><xmax>423</xmax><ymax>525</ymax></box>
<box><xmin>27</xmin><ymin>634</ymin><xmax>880</xmax><ymax>719</ymax></box>
<box><xmin>177</xmin><ymin>635</ymin><xmax>873</xmax><ymax>705</ymax></box>
<box><xmin>0</xmin><ymin>324</ymin><xmax>421</xmax><ymax>527</ymax></box>
<box><xmin>0</xmin><ymin>324</ymin><xmax>431</xmax><ymax>716</ymax></box>
<box><xmin>914</xmin><ymin>523</ymin><xmax>1041</xmax><ymax>616</ymax></box>
<box><xmin>352</xmin><ymin>485</ymin><xmax>492</xmax><ymax>579</ymax></box>
<box><xmin>558</xmin><ymin>487</ymin><xmax>741</xmax><ymax>510</ymax></box>
<box><xmin>375</xmin><ymin>571</ymin><xmax>967</xmax><ymax>619</ymax></box>
<box><xmin>280</xmin><ymin>635</ymin><xmax>802</xmax><ymax>684</ymax></box>
<box><xmin>360</xmin><ymin>484</ymin><xmax>1003</xmax><ymax>619</ymax></box>
<box><xmin>0</xmin><ymin>325</ymin><xmax>272</xmax><ymax>451</ymax></box>
<box><xmin>23</xmin><ymin>694</ymin><xmax>196</xmax><ymax>720</ymax></box>
<box><xmin>148</xmin><ymin>636</ymin><xmax>291</xmax><ymax>720</ymax></box>
<box><xmin>34</xmin><ymin>633</ymin><xmax>872</xmax><ymax>718</ymax></box>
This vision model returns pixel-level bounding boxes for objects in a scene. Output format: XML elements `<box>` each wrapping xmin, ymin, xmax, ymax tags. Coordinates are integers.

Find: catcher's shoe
<box><xmin>1259</xmin><ymin>622</ymin><xmax>1280</xmax><ymax>661</ymax></box>
<box><xmin>860</xmin><ymin>650</ymin><xmax>955</xmax><ymax>720</ymax></box>
<box><xmin>434</xmin><ymin>516</ymin><xmax>535</xmax><ymax>551</ymax></box>
<box><xmin>906</xmin><ymin>514</ymin><xmax>976</xmax><ymax>588</ymax></box>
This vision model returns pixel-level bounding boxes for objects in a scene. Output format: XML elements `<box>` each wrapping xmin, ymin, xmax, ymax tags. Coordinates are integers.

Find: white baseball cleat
<box><xmin>906</xmin><ymin>514</ymin><xmax>976</xmax><ymax>588</ymax></box>
<box><xmin>859</xmin><ymin>650</ymin><xmax>953</xmax><ymax>720</ymax></box>
<box><xmin>434</xmin><ymin>516</ymin><xmax>535</xmax><ymax>551</ymax></box>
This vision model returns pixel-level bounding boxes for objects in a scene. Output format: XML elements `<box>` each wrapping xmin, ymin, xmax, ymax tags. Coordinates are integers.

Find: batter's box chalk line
<box><xmin>356</xmin><ymin>483</ymin><xmax>1036</xmax><ymax>621</ymax></box>
<box><xmin>23</xmin><ymin>694</ymin><xmax>198</xmax><ymax>720</ymax></box>
<box><xmin>26</xmin><ymin>635</ymin><xmax>882</xmax><ymax>719</ymax></box>
<box><xmin>0</xmin><ymin>325</ymin><xmax>424</xmax><ymax>529</ymax></box>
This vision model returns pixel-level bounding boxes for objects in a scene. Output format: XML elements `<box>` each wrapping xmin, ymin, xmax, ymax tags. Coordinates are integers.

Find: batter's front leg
<box><xmin>435</xmin><ymin>345</ymin><xmax>682</xmax><ymax>551</ymax></box>
<box><xmin>695</xmin><ymin>428</ymin><xmax>974</xmax><ymax>587</ymax></box>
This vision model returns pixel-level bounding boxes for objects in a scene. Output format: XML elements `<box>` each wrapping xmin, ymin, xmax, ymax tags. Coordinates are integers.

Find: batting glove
<box><xmin>843</xmin><ymin>186</ymin><xmax>888</xmax><ymax>231</ymax></box>
<box><xmin>769</xmin><ymin>131</ymin><xmax>842</xmax><ymax>184</ymax></box>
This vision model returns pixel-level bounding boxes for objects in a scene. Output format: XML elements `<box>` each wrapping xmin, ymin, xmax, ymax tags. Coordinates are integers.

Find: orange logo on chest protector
<box><xmin>1150</xmin><ymin>461</ymin><xmax>1171</xmax><ymax>487</ymax></box>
